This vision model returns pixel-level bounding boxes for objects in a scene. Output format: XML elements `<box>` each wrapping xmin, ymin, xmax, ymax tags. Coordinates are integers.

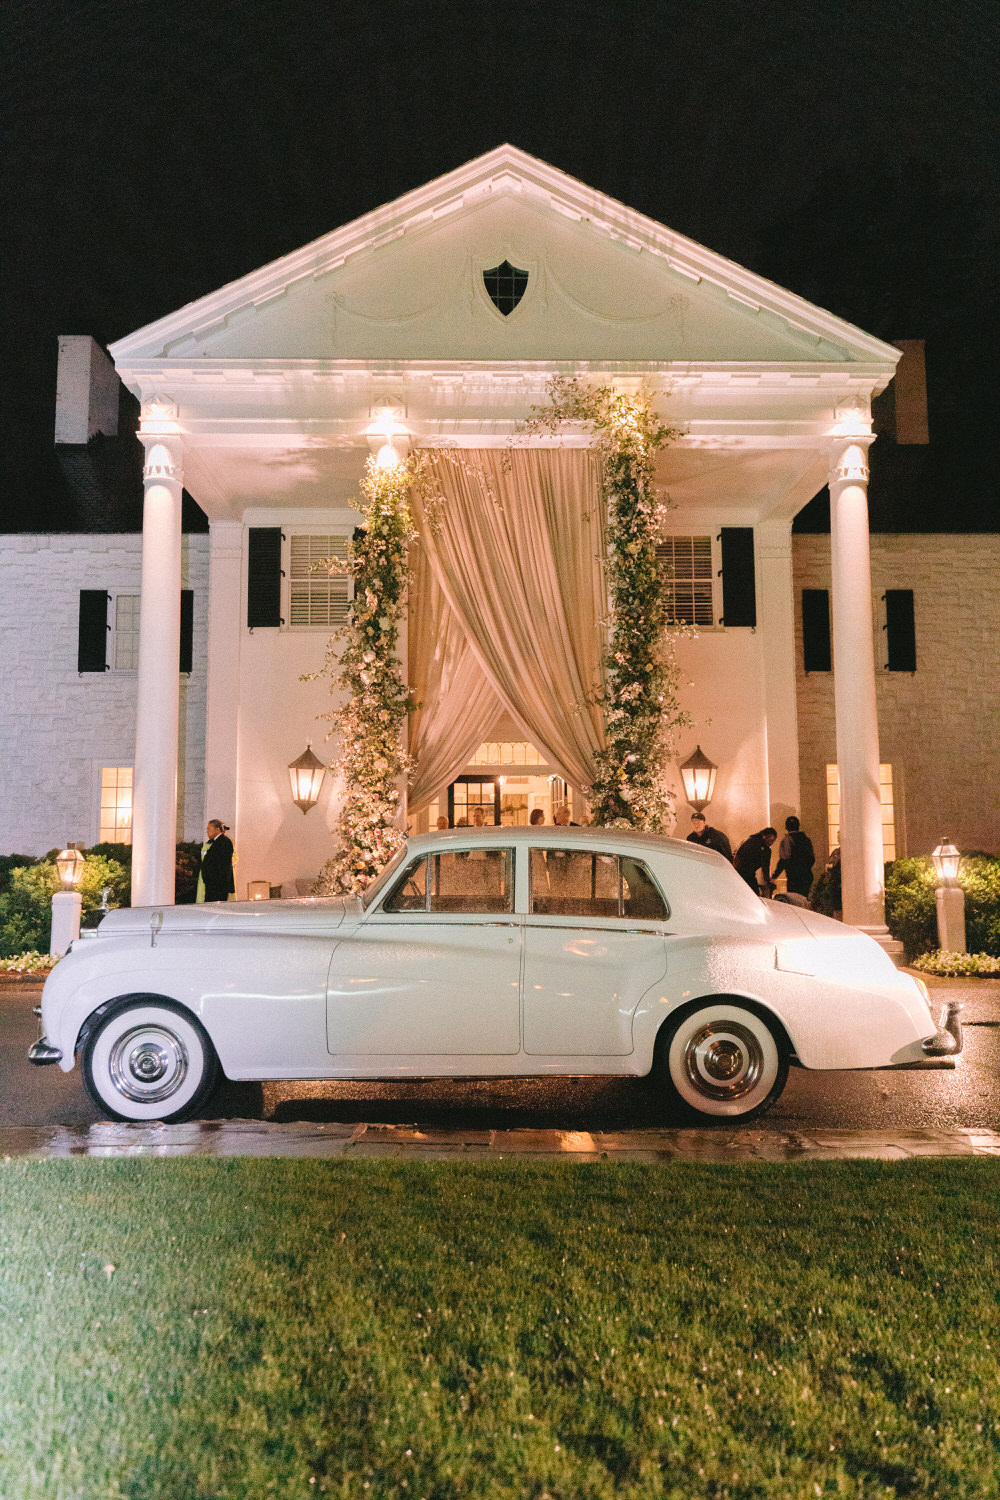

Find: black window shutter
<box><xmin>247</xmin><ymin>527</ymin><xmax>282</xmax><ymax>627</ymax></box>
<box><xmin>78</xmin><ymin>590</ymin><xmax>109</xmax><ymax>672</ymax></box>
<box><xmin>720</xmin><ymin>528</ymin><xmax>756</xmax><ymax>627</ymax></box>
<box><xmin>801</xmin><ymin>589</ymin><xmax>832</xmax><ymax>672</ymax></box>
<box><xmin>179</xmin><ymin>589</ymin><xmax>194</xmax><ymax>673</ymax></box>
<box><xmin>885</xmin><ymin>589</ymin><xmax>916</xmax><ymax>671</ymax></box>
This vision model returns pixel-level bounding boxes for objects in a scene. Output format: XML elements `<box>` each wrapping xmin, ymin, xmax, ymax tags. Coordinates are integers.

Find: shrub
<box><xmin>0</xmin><ymin>855</ymin><xmax>130</xmax><ymax>957</ymax></box>
<box><xmin>912</xmin><ymin>950</ymin><xmax>1000</xmax><ymax>978</ymax></box>
<box><xmin>885</xmin><ymin>854</ymin><xmax>1000</xmax><ymax>961</ymax></box>
<box><xmin>0</xmin><ymin>854</ymin><xmax>38</xmax><ymax>895</ymax></box>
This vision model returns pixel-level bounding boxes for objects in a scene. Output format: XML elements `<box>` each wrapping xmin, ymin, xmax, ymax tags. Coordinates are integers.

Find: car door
<box><xmin>522</xmin><ymin>847</ymin><xmax>669</xmax><ymax>1056</ymax></box>
<box><xmin>326</xmin><ymin>846</ymin><xmax>521</xmax><ymax>1057</ymax></box>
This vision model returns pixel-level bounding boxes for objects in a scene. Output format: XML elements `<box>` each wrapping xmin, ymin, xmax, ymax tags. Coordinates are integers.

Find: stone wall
<box><xmin>793</xmin><ymin>534</ymin><xmax>1000</xmax><ymax>860</ymax></box>
<box><xmin>0</xmin><ymin>534</ymin><xmax>208</xmax><ymax>855</ymax></box>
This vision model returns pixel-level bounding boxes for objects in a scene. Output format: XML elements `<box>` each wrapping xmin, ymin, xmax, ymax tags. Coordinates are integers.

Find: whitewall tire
<box><xmin>659</xmin><ymin>1001</ymin><xmax>788</xmax><ymax>1120</ymax></box>
<box><xmin>82</xmin><ymin>1000</ymin><xmax>219</xmax><ymax>1123</ymax></box>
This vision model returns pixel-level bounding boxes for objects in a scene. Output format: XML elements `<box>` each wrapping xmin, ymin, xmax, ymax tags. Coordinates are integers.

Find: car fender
<box><xmin>632</xmin><ymin>935</ymin><xmax>934</xmax><ymax>1070</ymax></box>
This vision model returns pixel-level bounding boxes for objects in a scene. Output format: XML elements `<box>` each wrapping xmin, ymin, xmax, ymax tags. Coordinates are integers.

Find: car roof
<box><xmin>404</xmin><ymin>825</ymin><xmax>718</xmax><ymax>864</ymax></box>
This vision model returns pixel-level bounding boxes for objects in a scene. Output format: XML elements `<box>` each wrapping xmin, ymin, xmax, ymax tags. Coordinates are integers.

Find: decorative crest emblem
<box><xmin>483</xmin><ymin>260</ymin><xmax>529</xmax><ymax>316</ymax></box>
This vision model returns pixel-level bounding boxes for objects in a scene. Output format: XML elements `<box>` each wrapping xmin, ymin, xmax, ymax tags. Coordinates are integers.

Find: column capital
<box><xmin>140</xmin><ymin>432</ymin><xmax>185</xmax><ymax>485</ymax></box>
<box><xmin>827</xmin><ymin>433</ymin><xmax>874</xmax><ymax>488</ymax></box>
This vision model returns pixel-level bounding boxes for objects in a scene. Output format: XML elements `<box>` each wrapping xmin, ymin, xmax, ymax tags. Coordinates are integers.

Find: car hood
<box><xmin>96</xmin><ymin>897</ymin><xmax>359</xmax><ymax>939</ymax></box>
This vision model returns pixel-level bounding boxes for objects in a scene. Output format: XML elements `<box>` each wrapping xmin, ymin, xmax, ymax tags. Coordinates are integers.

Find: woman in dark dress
<box><xmin>197</xmin><ymin>820</ymin><xmax>235</xmax><ymax>903</ymax></box>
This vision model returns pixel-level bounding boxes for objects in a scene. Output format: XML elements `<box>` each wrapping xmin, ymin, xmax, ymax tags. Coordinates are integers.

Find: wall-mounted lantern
<box><xmin>931</xmin><ymin>839</ymin><xmax>966</xmax><ymax>953</ymax></box>
<box><xmin>679</xmin><ymin>746</ymin><xmax>718</xmax><ymax>813</ymax></box>
<box><xmin>288</xmin><ymin>744</ymin><xmax>327</xmax><ymax>815</ymax></box>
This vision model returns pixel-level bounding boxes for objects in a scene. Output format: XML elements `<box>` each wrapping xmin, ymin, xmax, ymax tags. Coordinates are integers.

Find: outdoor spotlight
<box><xmin>288</xmin><ymin>744</ymin><xmax>327</xmax><ymax>814</ymax></box>
<box><xmin>679</xmin><ymin>745</ymin><xmax>718</xmax><ymax>812</ymax></box>
<box><xmin>55</xmin><ymin>844</ymin><xmax>86</xmax><ymax>889</ymax></box>
<box><xmin>931</xmin><ymin>839</ymin><xmax>961</xmax><ymax>885</ymax></box>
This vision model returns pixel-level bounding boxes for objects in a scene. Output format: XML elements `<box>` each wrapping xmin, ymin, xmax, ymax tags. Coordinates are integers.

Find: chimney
<box><xmin>54</xmin><ymin>335</ymin><xmax>120</xmax><ymax>445</ymax></box>
<box><xmin>891</xmin><ymin>339</ymin><xmax>930</xmax><ymax>445</ymax></box>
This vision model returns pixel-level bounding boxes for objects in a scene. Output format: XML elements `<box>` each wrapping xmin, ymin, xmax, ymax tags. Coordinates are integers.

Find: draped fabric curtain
<box><xmin>406</xmin><ymin>539</ymin><xmax>503</xmax><ymax>813</ymax></box>
<box><xmin>408</xmin><ymin>447</ymin><xmax>606</xmax><ymax>799</ymax></box>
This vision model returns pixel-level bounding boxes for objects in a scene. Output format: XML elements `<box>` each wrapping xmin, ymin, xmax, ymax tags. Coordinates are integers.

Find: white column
<box><xmin>131</xmin><ymin>432</ymin><xmax>184</xmax><ymax>908</ymax></box>
<box><xmin>828</xmin><ymin>436</ymin><xmax>892</xmax><ymax>939</ymax></box>
<box><xmin>757</xmin><ymin>521</ymin><xmax>801</xmax><ymax>827</ymax></box>
<box><xmin>204</xmin><ymin>520</ymin><xmax>243</xmax><ymax>828</ymax></box>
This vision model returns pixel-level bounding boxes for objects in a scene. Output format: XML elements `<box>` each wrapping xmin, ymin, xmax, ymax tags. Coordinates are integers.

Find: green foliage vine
<box><xmin>520</xmin><ymin>377</ymin><xmax>685</xmax><ymax>829</ymax></box>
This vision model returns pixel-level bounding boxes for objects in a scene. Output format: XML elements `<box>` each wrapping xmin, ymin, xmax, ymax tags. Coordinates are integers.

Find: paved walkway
<box><xmin>3</xmin><ymin>1119</ymin><xmax>1000</xmax><ymax>1162</ymax></box>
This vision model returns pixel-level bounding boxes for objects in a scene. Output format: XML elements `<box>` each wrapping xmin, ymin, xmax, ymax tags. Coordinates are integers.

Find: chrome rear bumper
<box><xmin>921</xmin><ymin>1000</ymin><xmax>964</xmax><ymax>1058</ymax></box>
<box><xmin>28</xmin><ymin>1037</ymin><xmax>63</xmax><ymax>1066</ymax></box>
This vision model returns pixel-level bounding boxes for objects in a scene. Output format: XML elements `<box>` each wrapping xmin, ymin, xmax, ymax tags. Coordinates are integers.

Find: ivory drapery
<box><xmin>406</xmin><ymin>538</ymin><xmax>503</xmax><ymax>812</ymax></box>
<box><xmin>409</xmin><ymin>447</ymin><xmax>606</xmax><ymax>795</ymax></box>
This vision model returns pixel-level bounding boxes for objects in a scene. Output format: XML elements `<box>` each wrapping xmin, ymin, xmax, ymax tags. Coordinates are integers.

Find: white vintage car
<box><xmin>30</xmin><ymin>827</ymin><xmax>961</xmax><ymax>1123</ymax></box>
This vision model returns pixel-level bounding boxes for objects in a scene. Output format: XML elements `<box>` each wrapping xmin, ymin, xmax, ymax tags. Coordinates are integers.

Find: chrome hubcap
<box><xmin>108</xmin><ymin>1024</ymin><xmax>189</xmax><ymax>1103</ymax></box>
<box><xmin>684</xmin><ymin>1020</ymin><xmax>764</xmax><ymax>1101</ymax></box>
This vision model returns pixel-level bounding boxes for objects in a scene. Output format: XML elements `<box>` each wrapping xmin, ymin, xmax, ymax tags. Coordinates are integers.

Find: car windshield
<box><xmin>360</xmin><ymin>848</ymin><xmax>408</xmax><ymax>909</ymax></box>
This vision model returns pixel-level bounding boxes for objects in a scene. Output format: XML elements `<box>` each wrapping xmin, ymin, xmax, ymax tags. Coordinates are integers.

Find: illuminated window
<box><xmin>482</xmin><ymin>261</ymin><xmax>528</xmax><ymax>315</ymax></box>
<box><xmin>114</xmin><ymin>595</ymin><xmax>141</xmax><ymax>669</ymax></box>
<box><xmin>288</xmin><ymin>535</ymin><xmax>351</xmax><ymax>627</ymax></box>
<box><xmin>469</xmin><ymin>740</ymin><xmax>546</xmax><ymax>767</ymax></box>
<box><xmin>657</xmin><ymin>536</ymin><xmax>715</xmax><ymax>625</ymax></box>
<box><xmin>99</xmin><ymin>766</ymin><xmax>133</xmax><ymax>844</ymax></box>
<box><xmin>826</xmin><ymin>763</ymin><xmax>896</xmax><ymax>861</ymax></box>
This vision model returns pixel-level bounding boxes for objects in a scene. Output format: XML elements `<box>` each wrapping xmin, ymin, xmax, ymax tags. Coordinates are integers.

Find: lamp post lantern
<box><xmin>51</xmin><ymin>843</ymin><xmax>86</xmax><ymax>956</ymax></box>
<box><xmin>679</xmin><ymin>746</ymin><xmax>718</xmax><ymax>813</ymax></box>
<box><xmin>288</xmin><ymin>744</ymin><xmax>327</xmax><ymax>815</ymax></box>
<box><xmin>931</xmin><ymin>839</ymin><xmax>966</xmax><ymax>953</ymax></box>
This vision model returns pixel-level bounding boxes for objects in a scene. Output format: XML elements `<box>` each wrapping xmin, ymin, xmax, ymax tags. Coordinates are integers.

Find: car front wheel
<box><xmin>82</xmin><ymin>999</ymin><xmax>219</xmax><ymax>1123</ymax></box>
<box><xmin>657</xmin><ymin>1000</ymin><xmax>788</xmax><ymax>1121</ymax></box>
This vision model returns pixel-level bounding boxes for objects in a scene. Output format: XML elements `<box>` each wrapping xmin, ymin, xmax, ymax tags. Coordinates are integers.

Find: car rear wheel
<box><xmin>657</xmin><ymin>1000</ymin><xmax>788</xmax><ymax>1121</ymax></box>
<box><xmin>82</xmin><ymin>1000</ymin><xmax>219</xmax><ymax>1123</ymax></box>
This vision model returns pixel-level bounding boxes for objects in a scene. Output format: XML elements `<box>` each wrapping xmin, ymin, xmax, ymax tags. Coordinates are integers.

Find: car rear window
<box><xmin>529</xmin><ymin>849</ymin><xmax>668</xmax><ymax>920</ymax></box>
<box><xmin>383</xmin><ymin>849</ymin><xmax>514</xmax><ymax>915</ymax></box>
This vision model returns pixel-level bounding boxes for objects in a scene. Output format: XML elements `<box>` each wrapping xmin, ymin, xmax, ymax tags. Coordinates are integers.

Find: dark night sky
<box><xmin>2</xmin><ymin>0</ymin><xmax>997</xmax><ymax>529</ymax></box>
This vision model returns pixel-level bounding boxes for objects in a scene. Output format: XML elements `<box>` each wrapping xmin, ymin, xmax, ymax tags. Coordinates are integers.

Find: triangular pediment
<box><xmin>110</xmin><ymin>146</ymin><xmax>898</xmax><ymax>369</ymax></box>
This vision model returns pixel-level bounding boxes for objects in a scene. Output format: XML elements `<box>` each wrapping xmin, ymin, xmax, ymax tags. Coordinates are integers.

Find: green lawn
<box><xmin>0</xmin><ymin>1159</ymin><xmax>998</xmax><ymax>1499</ymax></box>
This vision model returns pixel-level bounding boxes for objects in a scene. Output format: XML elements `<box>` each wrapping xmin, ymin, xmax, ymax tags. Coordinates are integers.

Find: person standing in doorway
<box><xmin>774</xmin><ymin>815</ymin><xmax>816</xmax><ymax>898</ymax></box>
<box><xmin>529</xmin><ymin>808</ymin><xmax>545</xmax><ymax>826</ymax></box>
<box><xmin>196</xmin><ymin>820</ymin><xmax>235</xmax><ymax>903</ymax></box>
<box><xmin>734</xmin><ymin>828</ymin><xmax>777</xmax><ymax>896</ymax></box>
<box><xmin>686</xmin><ymin>811</ymin><xmax>733</xmax><ymax>863</ymax></box>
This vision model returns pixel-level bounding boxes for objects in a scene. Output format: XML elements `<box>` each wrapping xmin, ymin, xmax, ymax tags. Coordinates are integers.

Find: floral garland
<box><xmin>313</xmin><ymin>455</ymin><xmax>417</xmax><ymax>896</ymax></box>
<box><xmin>521</xmin><ymin>376</ymin><xmax>685</xmax><ymax>830</ymax></box>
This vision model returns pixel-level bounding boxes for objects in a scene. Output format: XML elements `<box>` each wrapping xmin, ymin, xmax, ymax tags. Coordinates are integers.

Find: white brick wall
<box><xmin>0</xmin><ymin>534</ymin><xmax>208</xmax><ymax>855</ymax></box>
<box><xmin>793</xmin><ymin>534</ymin><xmax>1000</xmax><ymax>860</ymax></box>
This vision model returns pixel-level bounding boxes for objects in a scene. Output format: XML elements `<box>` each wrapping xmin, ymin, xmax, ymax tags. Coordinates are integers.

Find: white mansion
<box><xmin>1</xmin><ymin>148</ymin><xmax>997</xmax><ymax>934</ymax></box>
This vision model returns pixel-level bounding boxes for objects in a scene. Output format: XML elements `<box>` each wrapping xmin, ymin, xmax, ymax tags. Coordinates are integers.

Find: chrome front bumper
<box><xmin>921</xmin><ymin>1000</ymin><xmax>964</xmax><ymax>1058</ymax></box>
<box><xmin>28</xmin><ymin>1037</ymin><xmax>63</xmax><ymax>1066</ymax></box>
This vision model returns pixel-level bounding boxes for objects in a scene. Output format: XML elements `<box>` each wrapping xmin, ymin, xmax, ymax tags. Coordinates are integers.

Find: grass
<box><xmin>0</xmin><ymin>1159</ymin><xmax>998</xmax><ymax>1499</ymax></box>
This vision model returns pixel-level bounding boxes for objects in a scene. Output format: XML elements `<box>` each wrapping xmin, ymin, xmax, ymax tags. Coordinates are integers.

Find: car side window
<box><xmin>429</xmin><ymin>849</ymin><xmax>514</xmax><ymax>914</ymax></box>
<box><xmin>530</xmin><ymin>849</ymin><xmax>668</xmax><ymax>921</ymax></box>
<box><xmin>620</xmin><ymin>856</ymin><xmax>669</xmax><ymax>920</ymax></box>
<box><xmin>382</xmin><ymin>856</ymin><xmax>428</xmax><ymax>912</ymax></box>
<box><xmin>381</xmin><ymin>849</ymin><xmax>514</xmax><ymax>915</ymax></box>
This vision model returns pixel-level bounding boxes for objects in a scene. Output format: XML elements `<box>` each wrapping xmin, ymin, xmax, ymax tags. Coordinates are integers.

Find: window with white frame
<box><xmin>113</xmin><ymin>595</ymin><xmax>141</xmax><ymax>669</ymax></box>
<box><xmin>826</xmin><ymin>763</ymin><xmax>897</xmax><ymax>861</ymax></box>
<box><xmin>657</xmin><ymin>535</ymin><xmax>715</xmax><ymax>626</ymax></box>
<box><xmin>288</xmin><ymin>535</ymin><xmax>352</xmax><ymax>627</ymax></box>
<box><xmin>98</xmin><ymin>766</ymin><xmax>133</xmax><ymax>844</ymax></box>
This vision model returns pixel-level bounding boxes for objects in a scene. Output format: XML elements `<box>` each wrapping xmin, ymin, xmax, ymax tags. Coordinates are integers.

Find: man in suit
<box><xmin>197</xmin><ymin>820</ymin><xmax>235</xmax><ymax>903</ymax></box>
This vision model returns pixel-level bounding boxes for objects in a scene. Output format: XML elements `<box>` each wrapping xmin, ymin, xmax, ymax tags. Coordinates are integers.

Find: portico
<box><xmin>110</xmin><ymin>146</ymin><xmax>900</xmax><ymax>940</ymax></box>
